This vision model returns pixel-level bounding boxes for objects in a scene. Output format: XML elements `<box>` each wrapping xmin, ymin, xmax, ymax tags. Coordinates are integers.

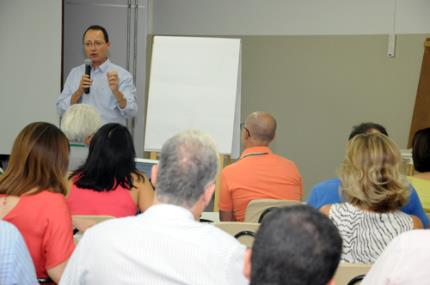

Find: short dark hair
<box><xmin>82</xmin><ymin>25</ymin><xmax>109</xmax><ymax>43</ymax></box>
<box><xmin>412</xmin><ymin>127</ymin><xmax>430</xmax><ymax>172</ymax></box>
<box><xmin>348</xmin><ymin>122</ymin><xmax>388</xmax><ymax>140</ymax></box>
<box><xmin>250</xmin><ymin>205</ymin><xmax>342</xmax><ymax>285</ymax></box>
<box><xmin>71</xmin><ymin>123</ymin><xmax>143</xmax><ymax>191</ymax></box>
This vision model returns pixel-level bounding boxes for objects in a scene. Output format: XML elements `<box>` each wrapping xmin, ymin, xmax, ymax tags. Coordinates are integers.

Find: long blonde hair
<box><xmin>0</xmin><ymin>122</ymin><xmax>69</xmax><ymax>196</ymax></box>
<box><xmin>338</xmin><ymin>133</ymin><xmax>409</xmax><ymax>212</ymax></box>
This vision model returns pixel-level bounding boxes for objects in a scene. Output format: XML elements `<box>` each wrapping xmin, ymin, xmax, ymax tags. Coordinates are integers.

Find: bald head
<box><xmin>245</xmin><ymin>112</ymin><xmax>277</xmax><ymax>145</ymax></box>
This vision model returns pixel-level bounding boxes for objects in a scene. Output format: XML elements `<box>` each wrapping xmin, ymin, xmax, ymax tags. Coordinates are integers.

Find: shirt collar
<box><xmin>141</xmin><ymin>204</ymin><xmax>195</xmax><ymax>221</ymax></box>
<box><xmin>240</xmin><ymin>146</ymin><xmax>272</xmax><ymax>159</ymax></box>
<box><xmin>93</xmin><ymin>58</ymin><xmax>111</xmax><ymax>73</ymax></box>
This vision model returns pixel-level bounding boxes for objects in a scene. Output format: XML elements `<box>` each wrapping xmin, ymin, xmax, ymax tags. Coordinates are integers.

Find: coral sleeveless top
<box><xmin>67</xmin><ymin>180</ymin><xmax>138</xmax><ymax>217</ymax></box>
<box><xmin>1</xmin><ymin>191</ymin><xmax>75</xmax><ymax>279</ymax></box>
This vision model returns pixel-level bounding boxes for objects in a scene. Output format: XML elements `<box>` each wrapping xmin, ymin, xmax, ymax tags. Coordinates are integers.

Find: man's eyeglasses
<box><xmin>84</xmin><ymin>41</ymin><xmax>105</xmax><ymax>48</ymax></box>
<box><xmin>240</xmin><ymin>123</ymin><xmax>251</xmax><ymax>137</ymax></box>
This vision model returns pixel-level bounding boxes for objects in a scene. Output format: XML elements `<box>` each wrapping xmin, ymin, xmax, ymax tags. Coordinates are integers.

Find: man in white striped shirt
<box><xmin>60</xmin><ymin>130</ymin><xmax>248</xmax><ymax>285</ymax></box>
<box><xmin>0</xmin><ymin>221</ymin><xmax>38</xmax><ymax>285</ymax></box>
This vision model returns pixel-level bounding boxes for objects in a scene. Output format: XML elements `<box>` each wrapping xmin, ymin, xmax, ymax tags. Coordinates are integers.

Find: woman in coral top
<box><xmin>0</xmin><ymin>122</ymin><xmax>75</xmax><ymax>283</ymax></box>
<box><xmin>67</xmin><ymin>123</ymin><xmax>154</xmax><ymax>231</ymax></box>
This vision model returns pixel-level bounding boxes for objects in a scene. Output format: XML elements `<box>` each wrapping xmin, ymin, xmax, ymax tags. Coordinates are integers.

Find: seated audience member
<box><xmin>244</xmin><ymin>205</ymin><xmax>342</xmax><ymax>285</ymax></box>
<box><xmin>321</xmin><ymin>133</ymin><xmax>422</xmax><ymax>263</ymax></box>
<box><xmin>307</xmin><ymin>122</ymin><xmax>429</xmax><ymax>228</ymax></box>
<box><xmin>0</xmin><ymin>220</ymin><xmax>38</xmax><ymax>285</ymax></box>
<box><xmin>60</xmin><ymin>103</ymin><xmax>102</xmax><ymax>171</ymax></box>
<box><xmin>0</xmin><ymin>122</ymin><xmax>75</xmax><ymax>283</ymax></box>
<box><xmin>219</xmin><ymin>111</ymin><xmax>303</xmax><ymax>222</ymax></box>
<box><xmin>408</xmin><ymin>127</ymin><xmax>430</xmax><ymax>212</ymax></box>
<box><xmin>67</xmin><ymin>123</ymin><xmax>154</xmax><ymax>230</ymax></box>
<box><xmin>60</xmin><ymin>130</ymin><xmax>248</xmax><ymax>285</ymax></box>
<box><xmin>362</xmin><ymin>230</ymin><xmax>430</xmax><ymax>284</ymax></box>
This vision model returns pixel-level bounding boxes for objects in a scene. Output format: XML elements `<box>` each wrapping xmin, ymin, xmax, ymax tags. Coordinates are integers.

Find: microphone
<box><xmin>84</xmin><ymin>58</ymin><xmax>92</xmax><ymax>94</ymax></box>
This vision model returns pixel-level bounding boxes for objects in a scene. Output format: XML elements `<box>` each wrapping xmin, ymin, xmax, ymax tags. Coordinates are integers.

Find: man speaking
<box><xmin>57</xmin><ymin>25</ymin><xmax>137</xmax><ymax>125</ymax></box>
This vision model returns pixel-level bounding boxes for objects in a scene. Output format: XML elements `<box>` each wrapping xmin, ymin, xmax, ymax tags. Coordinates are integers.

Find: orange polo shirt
<box><xmin>219</xmin><ymin>146</ymin><xmax>303</xmax><ymax>221</ymax></box>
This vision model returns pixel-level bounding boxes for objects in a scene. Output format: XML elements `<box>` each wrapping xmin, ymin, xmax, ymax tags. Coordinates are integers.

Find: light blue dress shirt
<box><xmin>0</xmin><ymin>221</ymin><xmax>38</xmax><ymax>285</ymax></box>
<box><xmin>57</xmin><ymin>59</ymin><xmax>138</xmax><ymax>125</ymax></box>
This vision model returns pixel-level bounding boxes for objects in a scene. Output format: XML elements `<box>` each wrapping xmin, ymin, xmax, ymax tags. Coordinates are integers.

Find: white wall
<box><xmin>0</xmin><ymin>0</ymin><xmax>62</xmax><ymax>153</ymax></box>
<box><xmin>149</xmin><ymin>0</ymin><xmax>430</xmax><ymax>195</ymax></box>
<box><xmin>151</xmin><ymin>0</ymin><xmax>430</xmax><ymax>35</ymax></box>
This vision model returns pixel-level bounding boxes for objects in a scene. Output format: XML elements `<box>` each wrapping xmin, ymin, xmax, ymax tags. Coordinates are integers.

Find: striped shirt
<box><xmin>329</xmin><ymin>203</ymin><xmax>413</xmax><ymax>264</ymax></box>
<box><xmin>60</xmin><ymin>204</ymin><xmax>248</xmax><ymax>285</ymax></box>
<box><xmin>0</xmin><ymin>221</ymin><xmax>38</xmax><ymax>285</ymax></box>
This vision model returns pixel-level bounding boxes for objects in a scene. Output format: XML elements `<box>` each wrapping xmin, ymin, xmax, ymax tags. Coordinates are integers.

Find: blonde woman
<box><xmin>321</xmin><ymin>133</ymin><xmax>422</xmax><ymax>264</ymax></box>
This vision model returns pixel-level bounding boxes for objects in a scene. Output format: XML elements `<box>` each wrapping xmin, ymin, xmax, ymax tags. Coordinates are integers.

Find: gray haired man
<box><xmin>60</xmin><ymin>130</ymin><xmax>248</xmax><ymax>285</ymax></box>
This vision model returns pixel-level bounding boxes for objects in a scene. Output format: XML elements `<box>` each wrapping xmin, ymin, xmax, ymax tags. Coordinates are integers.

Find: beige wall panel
<box><xmin>239</xmin><ymin>34</ymin><xmax>426</xmax><ymax>196</ymax></box>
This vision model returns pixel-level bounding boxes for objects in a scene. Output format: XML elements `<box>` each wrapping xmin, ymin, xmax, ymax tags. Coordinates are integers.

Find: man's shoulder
<box><xmin>221</xmin><ymin>152</ymin><xmax>299</xmax><ymax>176</ymax></box>
<box><xmin>312</xmin><ymin>178</ymin><xmax>341</xmax><ymax>191</ymax></box>
<box><xmin>0</xmin><ymin>220</ymin><xmax>20</xmax><ymax>239</ymax></box>
<box><xmin>108</xmin><ymin>61</ymin><xmax>132</xmax><ymax>76</ymax></box>
<box><xmin>84</xmin><ymin>215</ymin><xmax>138</xmax><ymax>239</ymax></box>
<box><xmin>270</xmin><ymin>152</ymin><xmax>300</xmax><ymax>167</ymax></box>
<box><xmin>222</xmin><ymin>159</ymin><xmax>241</xmax><ymax>172</ymax></box>
<box><xmin>69</xmin><ymin>64</ymin><xmax>85</xmax><ymax>74</ymax></box>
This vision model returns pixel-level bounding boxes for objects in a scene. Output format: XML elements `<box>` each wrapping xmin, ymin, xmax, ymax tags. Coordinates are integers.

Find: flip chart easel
<box><xmin>145</xmin><ymin>36</ymin><xmax>242</xmax><ymax>212</ymax></box>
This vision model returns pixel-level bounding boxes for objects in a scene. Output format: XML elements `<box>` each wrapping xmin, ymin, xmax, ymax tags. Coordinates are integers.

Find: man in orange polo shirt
<box><xmin>219</xmin><ymin>112</ymin><xmax>303</xmax><ymax>222</ymax></box>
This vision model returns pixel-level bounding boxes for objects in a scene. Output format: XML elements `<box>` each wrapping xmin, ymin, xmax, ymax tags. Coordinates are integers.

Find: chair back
<box><xmin>72</xmin><ymin>215</ymin><xmax>116</xmax><ymax>244</ymax></box>
<box><xmin>347</xmin><ymin>274</ymin><xmax>366</xmax><ymax>285</ymax></box>
<box><xmin>244</xmin><ymin>199</ymin><xmax>300</xmax><ymax>223</ymax></box>
<box><xmin>334</xmin><ymin>262</ymin><xmax>372</xmax><ymax>285</ymax></box>
<box><xmin>214</xmin><ymin>222</ymin><xmax>259</xmax><ymax>247</ymax></box>
<box><xmin>37</xmin><ymin>277</ymin><xmax>53</xmax><ymax>284</ymax></box>
<box><xmin>72</xmin><ymin>215</ymin><xmax>115</xmax><ymax>233</ymax></box>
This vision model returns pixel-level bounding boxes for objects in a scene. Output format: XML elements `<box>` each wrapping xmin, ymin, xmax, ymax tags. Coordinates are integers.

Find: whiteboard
<box><xmin>145</xmin><ymin>36</ymin><xmax>241</xmax><ymax>156</ymax></box>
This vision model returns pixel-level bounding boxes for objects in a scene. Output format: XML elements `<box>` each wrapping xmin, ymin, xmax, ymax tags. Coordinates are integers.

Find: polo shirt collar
<box><xmin>240</xmin><ymin>146</ymin><xmax>272</xmax><ymax>159</ymax></box>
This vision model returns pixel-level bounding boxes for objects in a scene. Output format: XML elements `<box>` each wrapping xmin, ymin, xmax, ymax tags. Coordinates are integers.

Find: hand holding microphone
<box><xmin>82</xmin><ymin>58</ymin><xmax>92</xmax><ymax>94</ymax></box>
